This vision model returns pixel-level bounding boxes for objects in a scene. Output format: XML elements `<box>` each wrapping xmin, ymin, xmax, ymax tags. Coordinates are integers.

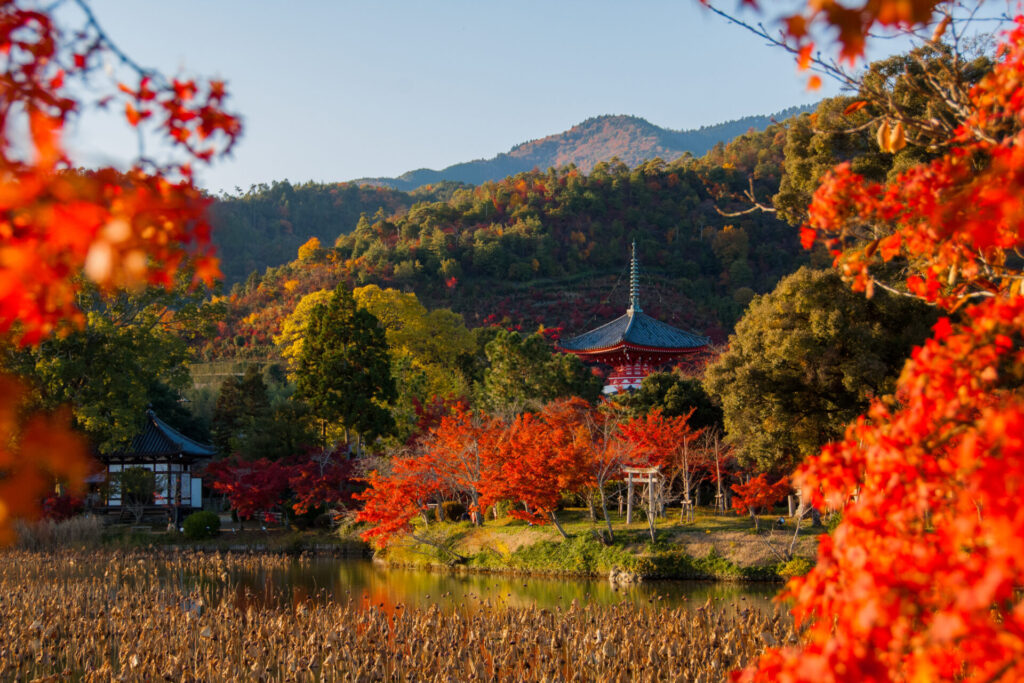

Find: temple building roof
<box><xmin>558</xmin><ymin>241</ymin><xmax>710</xmax><ymax>354</ymax></box>
<box><xmin>108</xmin><ymin>410</ymin><xmax>217</xmax><ymax>460</ymax></box>
<box><xmin>558</xmin><ymin>308</ymin><xmax>710</xmax><ymax>352</ymax></box>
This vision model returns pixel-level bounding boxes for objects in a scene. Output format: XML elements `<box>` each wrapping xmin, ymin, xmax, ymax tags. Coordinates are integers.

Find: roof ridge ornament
<box><xmin>628</xmin><ymin>240</ymin><xmax>642</xmax><ymax>314</ymax></box>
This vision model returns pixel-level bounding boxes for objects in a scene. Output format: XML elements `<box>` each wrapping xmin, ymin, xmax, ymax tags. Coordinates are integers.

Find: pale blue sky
<box><xmin>65</xmin><ymin>1</ymin><xmax>889</xmax><ymax>194</ymax></box>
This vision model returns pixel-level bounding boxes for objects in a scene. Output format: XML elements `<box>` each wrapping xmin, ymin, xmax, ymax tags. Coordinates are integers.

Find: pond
<box><xmin>228</xmin><ymin>557</ymin><xmax>783</xmax><ymax>613</ymax></box>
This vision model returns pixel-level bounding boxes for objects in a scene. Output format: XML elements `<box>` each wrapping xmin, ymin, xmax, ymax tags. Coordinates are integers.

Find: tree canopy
<box><xmin>705</xmin><ymin>267</ymin><xmax>934</xmax><ymax>473</ymax></box>
<box><xmin>293</xmin><ymin>284</ymin><xmax>397</xmax><ymax>445</ymax></box>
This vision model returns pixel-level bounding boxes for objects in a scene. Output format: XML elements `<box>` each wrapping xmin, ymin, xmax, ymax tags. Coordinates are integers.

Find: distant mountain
<box><xmin>354</xmin><ymin>107</ymin><xmax>812</xmax><ymax>190</ymax></box>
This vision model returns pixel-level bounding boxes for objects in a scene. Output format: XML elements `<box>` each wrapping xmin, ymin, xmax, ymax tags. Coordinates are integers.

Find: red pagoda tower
<box><xmin>558</xmin><ymin>242</ymin><xmax>709</xmax><ymax>394</ymax></box>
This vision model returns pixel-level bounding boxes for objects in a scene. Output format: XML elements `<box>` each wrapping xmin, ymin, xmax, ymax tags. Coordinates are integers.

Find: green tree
<box><xmin>2</xmin><ymin>277</ymin><xmax>218</xmax><ymax>453</ymax></box>
<box><xmin>480</xmin><ymin>330</ymin><xmax>602</xmax><ymax>414</ymax></box>
<box><xmin>293</xmin><ymin>284</ymin><xmax>397</xmax><ymax>449</ymax></box>
<box><xmin>211</xmin><ymin>365</ymin><xmax>273</xmax><ymax>455</ymax></box>
<box><xmin>613</xmin><ymin>370</ymin><xmax>723</xmax><ymax>431</ymax></box>
<box><xmin>704</xmin><ymin>267</ymin><xmax>935</xmax><ymax>473</ymax></box>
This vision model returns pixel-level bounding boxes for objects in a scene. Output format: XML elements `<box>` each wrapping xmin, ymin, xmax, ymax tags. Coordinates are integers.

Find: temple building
<box><xmin>558</xmin><ymin>243</ymin><xmax>710</xmax><ymax>393</ymax></box>
<box><xmin>99</xmin><ymin>409</ymin><xmax>216</xmax><ymax>511</ymax></box>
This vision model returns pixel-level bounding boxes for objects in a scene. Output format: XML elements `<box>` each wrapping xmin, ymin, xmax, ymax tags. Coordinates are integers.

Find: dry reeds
<box><xmin>0</xmin><ymin>550</ymin><xmax>791</xmax><ymax>681</ymax></box>
<box><xmin>13</xmin><ymin>514</ymin><xmax>104</xmax><ymax>551</ymax></box>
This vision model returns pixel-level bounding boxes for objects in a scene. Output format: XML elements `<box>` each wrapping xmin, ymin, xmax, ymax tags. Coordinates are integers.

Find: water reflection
<box><xmin>230</xmin><ymin>558</ymin><xmax>781</xmax><ymax>614</ymax></box>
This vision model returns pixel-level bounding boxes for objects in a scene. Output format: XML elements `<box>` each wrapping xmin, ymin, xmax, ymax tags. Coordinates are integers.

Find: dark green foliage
<box><xmin>705</xmin><ymin>267</ymin><xmax>936</xmax><ymax>473</ymax></box>
<box><xmin>117</xmin><ymin>468</ymin><xmax>156</xmax><ymax>506</ymax></box>
<box><xmin>614</xmin><ymin>371</ymin><xmax>723</xmax><ymax>431</ymax></box>
<box><xmin>146</xmin><ymin>382</ymin><xmax>211</xmax><ymax>443</ymax></box>
<box><xmin>294</xmin><ymin>284</ymin><xmax>397</xmax><ymax>443</ymax></box>
<box><xmin>211</xmin><ymin>181</ymin><xmax>427</xmax><ymax>285</ymax></box>
<box><xmin>211</xmin><ymin>365</ymin><xmax>272</xmax><ymax>455</ymax></box>
<box><xmin>437</xmin><ymin>502</ymin><xmax>467</xmax><ymax>522</ymax></box>
<box><xmin>183</xmin><ymin>510</ymin><xmax>221</xmax><ymax>540</ymax></box>
<box><xmin>480</xmin><ymin>330</ymin><xmax>602</xmax><ymax>414</ymax></box>
<box><xmin>3</xmin><ymin>278</ymin><xmax>216</xmax><ymax>453</ymax></box>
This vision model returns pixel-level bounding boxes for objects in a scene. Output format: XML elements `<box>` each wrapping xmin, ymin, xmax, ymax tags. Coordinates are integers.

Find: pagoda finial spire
<box><xmin>628</xmin><ymin>240</ymin><xmax>642</xmax><ymax>314</ymax></box>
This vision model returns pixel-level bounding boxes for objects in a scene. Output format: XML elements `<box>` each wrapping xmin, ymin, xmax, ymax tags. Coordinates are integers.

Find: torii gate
<box><xmin>622</xmin><ymin>466</ymin><xmax>664</xmax><ymax>524</ymax></box>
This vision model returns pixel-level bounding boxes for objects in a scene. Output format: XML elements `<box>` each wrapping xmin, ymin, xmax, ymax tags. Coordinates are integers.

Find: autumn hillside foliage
<box><xmin>736</xmin><ymin>13</ymin><xmax>1024</xmax><ymax>683</ymax></box>
<box><xmin>204</xmin><ymin>127</ymin><xmax>808</xmax><ymax>361</ymax></box>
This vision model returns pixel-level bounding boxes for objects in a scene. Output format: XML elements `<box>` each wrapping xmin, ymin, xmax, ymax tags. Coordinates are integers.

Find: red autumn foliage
<box><xmin>490</xmin><ymin>399</ymin><xmax>593</xmax><ymax>528</ymax></box>
<box><xmin>407</xmin><ymin>395</ymin><xmax>471</xmax><ymax>448</ymax></box>
<box><xmin>206</xmin><ymin>457</ymin><xmax>290</xmax><ymax>523</ymax></box>
<box><xmin>426</xmin><ymin>406</ymin><xmax>504</xmax><ymax>519</ymax></box>
<box><xmin>206</xmin><ymin>450</ymin><xmax>356</xmax><ymax>522</ymax></box>
<box><xmin>287</xmin><ymin>449</ymin><xmax>355</xmax><ymax>516</ymax></box>
<box><xmin>730</xmin><ymin>474</ymin><xmax>789</xmax><ymax>517</ymax></box>
<box><xmin>357</xmin><ymin>399</ymin><xmax>613</xmax><ymax>543</ymax></box>
<box><xmin>0</xmin><ymin>376</ymin><xmax>90</xmax><ymax>542</ymax></box>
<box><xmin>619</xmin><ymin>408</ymin><xmax>708</xmax><ymax>504</ymax></box>
<box><xmin>40</xmin><ymin>493</ymin><xmax>85</xmax><ymax>522</ymax></box>
<box><xmin>0</xmin><ymin>1</ymin><xmax>240</xmax><ymax>537</ymax></box>
<box><xmin>356</xmin><ymin>455</ymin><xmax>442</xmax><ymax>548</ymax></box>
<box><xmin>737</xmin><ymin>13</ymin><xmax>1024</xmax><ymax>683</ymax></box>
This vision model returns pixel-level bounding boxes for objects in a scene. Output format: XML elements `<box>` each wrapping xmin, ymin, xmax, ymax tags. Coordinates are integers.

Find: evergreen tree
<box><xmin>211</xmin><ymin>365</ymin><xmax>272</xmax><ymax>456</ymax></box>
<box><xmin>294</xmin><ymin>284</ymin><xmax>397</xmax><ymax>448</ymax></box>
<box><xmin>480</xmin><ymin>330</ymin><xmax>602</xmax><ymax>415</ymax></box>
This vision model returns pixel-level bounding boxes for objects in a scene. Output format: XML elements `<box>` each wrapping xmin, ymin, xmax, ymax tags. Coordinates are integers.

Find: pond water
<box><xmin>228</xmin><ymin>558</ymin><xmax>782</xmax><ymax>613</ymax></box>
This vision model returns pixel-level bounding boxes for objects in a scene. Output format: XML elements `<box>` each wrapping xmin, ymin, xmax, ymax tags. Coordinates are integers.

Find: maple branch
<box><xmin>714</xmin><ymin>177</ymin><xmax>778</xmax><ymax>217</ymax></box>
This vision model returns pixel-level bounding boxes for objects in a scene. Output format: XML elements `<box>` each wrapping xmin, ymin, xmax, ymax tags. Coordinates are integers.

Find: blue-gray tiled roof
<box><xmin>559</xmin><ymin>310</ymin><xmax>709</xmax><ymax>352</ymax></box>
<box><xmin>119</xmin><ymin>410</ymin><xmax>217</xmax><ymax>458</ymax></box>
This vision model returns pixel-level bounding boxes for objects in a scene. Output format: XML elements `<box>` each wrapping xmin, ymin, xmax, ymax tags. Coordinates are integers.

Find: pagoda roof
<box><xmin>108</xmin><ymin>410</ymin><xmax>217</xmax><ymax>460</ymax></box>
<box><xmin>559</xmin><ymin>309</ymin><xmax>710</xmax><ymax>353</ymax></box>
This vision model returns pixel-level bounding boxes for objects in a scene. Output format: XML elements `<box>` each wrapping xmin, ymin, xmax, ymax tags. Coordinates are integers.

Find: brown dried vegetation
<box><xmin>0</xmin><ymin>550</ymin><xmax>793</xmax><ymax>682</ymax></box>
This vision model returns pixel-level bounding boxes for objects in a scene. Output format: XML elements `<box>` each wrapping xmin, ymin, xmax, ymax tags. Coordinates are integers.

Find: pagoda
<box><xmin>558</xmin><ymin>242</ymin><xmax>709</xmax><ymax>394</ymax></box>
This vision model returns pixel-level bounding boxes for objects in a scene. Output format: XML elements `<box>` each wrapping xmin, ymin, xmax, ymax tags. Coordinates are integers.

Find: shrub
<box><xmin>824</xmin><ymin>510</ymin><xmax>843</xmax><ymax>534</ymax></box>
<box><xmin>436</xmin><ymin>501</ymin><xmax>467</xmax><ymax>522</ymax></box>
<box><xmin>41</xmin><ymin>494</ymin><xmax>84</xmax><ymax>521</ymax></box>
<box><xmin>117</xmin><ymin>467</ymin><xmax>156</xmax><ymax>506</ymax></box>
<box><xmin>183</xmin><ymin>511</ymin><xmax>220</xmax><ymax>540</ymax></box>
<box><xmin>777</xmin><ymin>556</ymin><xmax>815</xmax><ymax>578</ymax></box>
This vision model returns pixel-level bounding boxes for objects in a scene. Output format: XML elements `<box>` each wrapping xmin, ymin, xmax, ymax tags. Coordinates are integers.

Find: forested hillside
<box><xmin>209</xmin><ymin>181</ymin><xmax>468</xmax><ymax>285</ymax></box>
<box><xmin>209</xmin><ymin>108</ymin><xmax>810</xmax><ymax>285</ymax></box>
<box><xmin>354</xmin><ymin>108</ymin><xmax>811</xmax><ymax>190</ymax></box>
<box><xmin>201</xmin><ymin>121</ymin><xmax>818</xmax><ymax>361</ymax></box>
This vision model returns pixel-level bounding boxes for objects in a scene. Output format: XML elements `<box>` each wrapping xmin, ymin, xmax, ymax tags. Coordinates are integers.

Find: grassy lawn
<box><xmin>378</xmin><ymin>507</ymin><xmax>825</xmax><ymax>580</ymax></box>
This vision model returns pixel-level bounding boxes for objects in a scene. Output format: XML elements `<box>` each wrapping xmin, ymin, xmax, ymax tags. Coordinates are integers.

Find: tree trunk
<box><xmin>626</xmin><ymin>476</ymin><xmax>634</xmax><ymax>524</ymax></box>
<box><xmin>549</xmin><ymin>511</ymin><xmax>569</xmax><ymax>540</ymax></box>
<box><xmin>598</xmin><ymin>487</ymin><xmax>614</xmax><ymax>543</ymax></box>
<box><xmin>647</xmin><ymin>480</ymin><xmax>657</xmax><ymax>542</ymax></box>
<box><xmin>586</xmin><ymin>495</ymin><xmax>596</xmax><ymax>522</ymax></box>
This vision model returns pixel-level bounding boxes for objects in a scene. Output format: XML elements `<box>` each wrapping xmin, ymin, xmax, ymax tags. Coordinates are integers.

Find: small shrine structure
<box><xmin>99</xmin><ymin>409</ymin><xmax>216</xmax><ymax>513</ymax></box>
<box><xmin>557</xmin><ymin>242</ymin><xmax>710</xmax><ymax>393</ymax></box>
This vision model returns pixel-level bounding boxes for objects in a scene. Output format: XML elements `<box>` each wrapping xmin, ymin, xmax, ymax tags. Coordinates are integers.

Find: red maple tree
<box><xmin>738</xmin><ymin>10</ymin><xmax>1024</xmax><ymax>683</ymax></box>
<box><xmin>619</xmin><ymin>408</ymin><xmax>707</xmax><ymax>517</ymax></box>
<box><xmin>730</xmin><ymin>474</ymin><xmax>789</xmax><ymax>531</ymax></box>
<box><xmin>205</xmin><ymin>457</ymin><xmax>290</xmax><ymax>526</ymax></box>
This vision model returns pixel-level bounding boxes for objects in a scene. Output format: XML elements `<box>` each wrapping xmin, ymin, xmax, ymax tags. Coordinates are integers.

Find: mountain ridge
<box><xmin>353</xmin><ymin>107</ymin><xmax>812</xmax><ymax>190</ymax></box>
